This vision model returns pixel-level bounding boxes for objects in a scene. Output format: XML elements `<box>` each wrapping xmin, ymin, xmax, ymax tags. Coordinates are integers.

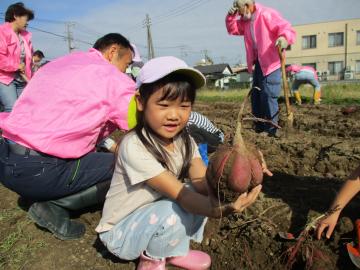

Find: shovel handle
<box><xmin>277</xmin><ymin>46</ymin><xmax>292</xmax><ymax>116</ymax></box>
<box><xmin>356</xmin><ymin>219</ymin><xmax>360</xmax><ymax>251</ymax></box>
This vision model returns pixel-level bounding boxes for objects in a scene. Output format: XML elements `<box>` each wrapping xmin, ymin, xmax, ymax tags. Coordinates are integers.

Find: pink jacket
<box><xmin>226</xmin><ymin>3</ymin><xmax>296</xmax><ymax>76</ymax></box>
<box><xmin>0</xmin><ymin>48</ymin><xmax>136</xmax><ymax>158</ymax></box>
<box><xmin>286</xmin><ymin>64</ymin><xmax>318</xmax><ymax>80</ymax></box>
<box><xmin>0</xmin><ymin>22</ymin><xmax>33</xmax><ymax>84</ymax></box>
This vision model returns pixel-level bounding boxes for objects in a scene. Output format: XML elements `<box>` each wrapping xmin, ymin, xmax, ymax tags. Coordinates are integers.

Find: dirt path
<box><xmin>1</xmin><ymin>102</ymin><xmax>359</xmax><ymax>270</ymax></box>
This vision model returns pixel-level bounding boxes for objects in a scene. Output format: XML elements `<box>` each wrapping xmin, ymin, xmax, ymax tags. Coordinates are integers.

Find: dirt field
<box><xmin>1</xmin><ymin>101</ymin><xmax>359</xmax><ymax>270</ymax></box>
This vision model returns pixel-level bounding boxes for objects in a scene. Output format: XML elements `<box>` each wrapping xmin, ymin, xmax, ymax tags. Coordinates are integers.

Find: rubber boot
<box><xmin>28</xmin><ymin>180</ymin><xmax>111</xmax><ymax>240</ymax></box>
<box><xmin>313</xmin><ymin>90</ymin><xmax>321</xmax><ymax>105</ymax></box>
<box><xmin>293</xmin><ymin>91</ymin><xmax>302</xmax><ymax>105</ymax></box>
<box><xmin>137</xmin><ymin>252</ymin><xmax>166</xmax><ymax>270</ymax></box>
<box><xmin>167</xmin><ymin>250</ymin><xmax>211</xmax><ymax>270</ymax></box>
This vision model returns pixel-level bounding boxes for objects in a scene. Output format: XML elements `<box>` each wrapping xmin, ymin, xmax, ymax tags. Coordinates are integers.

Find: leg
<box><xmin>1</xmin><ymin>147</ymin><xmax>114</xmax><ymax>240</ymax></box>
<box><xmin>309</xmin><ymin>77</ymin><xmax>321</xmax><ymax>104</ymax></box>
<box><xmin>1</xmin><ymin>150</ymin><xmax>114</xmax><ymax>200</ymax></box>
<box><xmin>99</xmin><ymin>199</ymin><xmax>207</xmax><ymax>260</ymax></box>
<box><xmin>14</xmin><ymin>79</ymin><xmax>26</xmax><ymax>98</ymax></box>
<box><xmin>291</xmin><ymin>80</ymin><xmax>302</xmax><ymax>105</ymax></box>
<box><xmin>261</xmin><ymin>68</ymin><xmax>281</xmax><ymax>135</ymax></box>
<box><xmin>0</xmin><ymin>81</ymin><xmax>18</xmax><ymax>112</ymax></box>
<box><xmin>251</xmin><ymin>61</ymin><xmax>265</xmax><ymax>132</ymax></box>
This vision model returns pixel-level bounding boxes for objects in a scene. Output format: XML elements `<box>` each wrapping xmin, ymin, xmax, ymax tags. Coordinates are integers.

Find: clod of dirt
<box><xmin>336</xmin><ymin>217</ymin><xmax>354</xmax><ymax>235</ymax></box>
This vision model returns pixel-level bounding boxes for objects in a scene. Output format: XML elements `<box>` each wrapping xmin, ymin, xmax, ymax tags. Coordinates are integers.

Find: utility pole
<box><xmin>144</xmin><ymin>14</ymin><xmax>155</xmax><ymax>60</ymax></box>
<box><xmin>201</xmin><ymin>49</ymin><xmax>213</xmax><ymax>65</ymax></box>
<box><xmin>65</xmin><ymin>22</ymin><xmax>75</xmax><ymax>53</ymax></box>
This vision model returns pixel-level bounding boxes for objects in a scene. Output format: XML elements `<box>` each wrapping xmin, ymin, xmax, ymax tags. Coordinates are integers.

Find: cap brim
<box><xmin>165</xmin><ymin>68</ymin><xmax>206</xmax><ymax>89</ymax></box>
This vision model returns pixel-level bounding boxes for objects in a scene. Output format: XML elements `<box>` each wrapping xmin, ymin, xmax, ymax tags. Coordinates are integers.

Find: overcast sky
<box><xmin>1</xmin><ymin>0</ymin><xmax>359</xmax><ymax>66</ymax></box>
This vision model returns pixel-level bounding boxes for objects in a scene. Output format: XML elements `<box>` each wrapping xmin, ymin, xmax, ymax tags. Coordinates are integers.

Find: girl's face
<box><xmin>137</xmin><ymin>87</ymin><xmax>192</xmax><ymax>144</ymax></box>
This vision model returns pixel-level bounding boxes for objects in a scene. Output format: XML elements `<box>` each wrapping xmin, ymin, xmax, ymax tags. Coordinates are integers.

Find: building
<box><xmin>194</xmin><ymin>64</ymin><xmax>233</xmax><ymax>89</ymax></box>
<box><xmin>286</xmin><ymin>18</ymin><xmax>360</xmax><ymax>80</ymax></box>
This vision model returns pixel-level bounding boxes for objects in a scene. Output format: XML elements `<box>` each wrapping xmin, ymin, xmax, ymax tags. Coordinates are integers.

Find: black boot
<box><xmin>27</xmin><ymin>180</ymin><xmax>111</xmax><ymax>240</ymax></box>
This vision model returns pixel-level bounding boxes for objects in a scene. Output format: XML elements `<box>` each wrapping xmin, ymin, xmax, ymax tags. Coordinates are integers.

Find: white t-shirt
<box><xmin>96</xmin><ymin>130</ymin><xmax>201</xmax><ymax>233</ymax></box>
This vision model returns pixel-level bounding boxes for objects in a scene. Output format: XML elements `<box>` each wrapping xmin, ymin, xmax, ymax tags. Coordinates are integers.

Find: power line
<box><xmin>152</xmin><ymin>0</ymin><xmax>206</xmax><ymax>20</ymax></box>
<box><xmin>28</xmin><ymin>26</ymin><xmax>93</xmax><ymax>45</ymax></box>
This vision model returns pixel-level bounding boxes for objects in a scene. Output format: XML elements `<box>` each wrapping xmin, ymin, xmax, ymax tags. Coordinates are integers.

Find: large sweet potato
<box><xmin>206</xmin><ymin>144</ymin><xmax>263</xmax><ymax>203</ymax></box>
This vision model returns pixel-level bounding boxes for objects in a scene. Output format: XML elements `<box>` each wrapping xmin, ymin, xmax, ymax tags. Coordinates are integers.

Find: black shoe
<box><xmin>28</xmin><ymin>201</ymin><xmax>85</xmax><ymax>240</ymax></box>
<box><xmin>268</xmin><ymin>130</ymin><xmax>281</xmax><ymax>138</ymax></box>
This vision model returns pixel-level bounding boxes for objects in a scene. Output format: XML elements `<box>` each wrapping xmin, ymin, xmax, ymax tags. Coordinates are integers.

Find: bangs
<box><xmin>156</xmin><ymin>74</ymin><xmax>196</xmax><ymax>103</ymax></box>
<box><xmin>158</xmin><ymin>81</ymin><xmax>195</xmax><ymax>103</ymax></box>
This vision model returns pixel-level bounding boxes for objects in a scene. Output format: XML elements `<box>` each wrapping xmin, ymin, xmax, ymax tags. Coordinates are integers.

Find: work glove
<box><xmin>228</xmin><ymin>1</ymin><xmax>238</xmax><ymax>15</ymax></box>
<box><xmin>228</xmin><ymin>5</ymin><xmax>238</xmax><ymax>15</ymax></box>
<box><xmin>275</xmin><ymin>36</ymin><xmax>288</xmax><ymax>49</ymax></box>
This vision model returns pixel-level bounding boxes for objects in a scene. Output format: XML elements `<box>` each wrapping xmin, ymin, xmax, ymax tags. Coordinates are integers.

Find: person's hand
<box><xmin>18</xmin><ymin>63</ymin><xmax>25</xmax><ymax>73</ymax></box>
<box><xmin>228</xmin><ymin>1</ymin><xmax>238</xmax><ymax>15</ymax></box>
<box><xmin>231</xmin><ymin>184</ymin><xmax>262</xmax><ymax>212</ymax></box>
<box><xmin>275</xmin><ymin>36</ymin><xmax>288</xmax><ymax>50</ymax></box>
<box><xmin>209</xmin><ymin>184</ymin><xmax>262</xmax><ymax>217</ymax></box>
<box><xmin>315</xmin><ymin>210</ymin><xmax>341</xmax><ymax>239</ymax></box>
<box><xmin>228</xmin><ymin>6</ymin><xmax>238</xmax><ymax>15</ymax></box>
<box><xmin>258</xmin><ymin>150</ymin><xmax>273</xmax><ymax>176</ymax></box>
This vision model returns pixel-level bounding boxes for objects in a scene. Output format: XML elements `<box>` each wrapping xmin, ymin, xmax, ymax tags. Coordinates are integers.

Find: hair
<box><xmin>33</xmin><ymin>50</ymin><xmax>44</xmax><ymax>58</ymax></box>
<box><xmin>93</xmin><ymin>33</ymin><xmax>133</xmax><ymax>57</ymax></box>
<box><xmin>135</xmin><ymin>73</ymin><xmax>197</xmax><ymax>180</ymax></box>
<box><xmin>5</xmin><ymin>2</ymin><xmax>34</xmax><ymax>22</ymax></box>
<box><xmin>235</xmin><ymin>0</ymin><xmax>255</xmax><ymax>8</ymax></box>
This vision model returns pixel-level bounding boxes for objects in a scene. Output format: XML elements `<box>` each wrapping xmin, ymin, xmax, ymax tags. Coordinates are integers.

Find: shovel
<box><xmin>346</xmin><ymin>219</ymin><xmax>360</xmax><ymax>268</ymax></box>
<box><xmin>278</xmin><ymin>46</ymin><xmax>294</xmax><ymax>129</ymax></box>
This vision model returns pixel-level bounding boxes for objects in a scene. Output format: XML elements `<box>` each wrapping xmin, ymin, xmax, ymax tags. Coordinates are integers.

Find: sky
<box><xmin>1</xmin><ymin>0</ymin><xmax>360</xmax><ymax>66</ymax></box>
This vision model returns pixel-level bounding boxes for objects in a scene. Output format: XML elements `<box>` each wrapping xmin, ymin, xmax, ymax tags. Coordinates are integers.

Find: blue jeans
<box><xmin>0</xmin><ymin>139</ymin><xmax>114</xmax><ymax>201</ymax></box>
<box><xmin>292</xmin><ymin>70</ymin><xmax>321</xmax><ymax>92</ymax></box>
<box><xmin>251</xmin><ymin>61</ymin><xmax>281</xmax><ymax>135</ymax></box>
<box><xmin>0</xmin><ymin>79</ymin><xmax>26</xmax><ymax>112</ymax></box>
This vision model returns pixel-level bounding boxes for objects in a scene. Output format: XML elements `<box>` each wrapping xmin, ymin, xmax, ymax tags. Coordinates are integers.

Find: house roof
<box><xmin>194</xmin><ymin>64</ymin><xmax>232</xmax><ymax>75</ymax></box>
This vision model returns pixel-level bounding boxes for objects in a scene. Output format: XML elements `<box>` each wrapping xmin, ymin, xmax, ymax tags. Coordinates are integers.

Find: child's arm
<box><xmin>146</xmin><ymin>171</ymin><xmax>262</xmax><ymax>218</ymax></box>
<box><xmin>316</xmin><ymin>164</ymin><xmax>360</xmax><ymax>239</ymax></box>
<box><xmin>188</xmin><ymin>157</ymin><xmax>208</xmax><ymax>195</ymax></box>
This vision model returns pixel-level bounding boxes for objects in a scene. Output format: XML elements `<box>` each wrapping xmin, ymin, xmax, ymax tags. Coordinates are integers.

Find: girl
<box><xmin>0</xmin><ymin>2</ymin><xmax>34</xmax><ymax>112</ymax></box>
<box><xmin>96</xmin><ymin>56</ymin><xmax>265</xmax><ymax>270</ymax></box>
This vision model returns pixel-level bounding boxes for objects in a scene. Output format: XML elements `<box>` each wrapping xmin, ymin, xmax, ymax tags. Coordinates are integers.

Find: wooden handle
<box><xmin>277</xmin><ymin>46</ymin><xmax>292</xmax><ymax>117</ymax></box>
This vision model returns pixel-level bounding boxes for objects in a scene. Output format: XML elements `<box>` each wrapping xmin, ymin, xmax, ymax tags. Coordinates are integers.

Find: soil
<box><xmin>1</xmin><ymin>101</ymin><xmax>360</xmax><ymax>270</ymax></box>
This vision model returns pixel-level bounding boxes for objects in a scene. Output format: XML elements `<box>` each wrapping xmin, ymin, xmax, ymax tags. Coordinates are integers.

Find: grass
<box><xmin>197</xmin><ymin>83</ymin><xmax>360</xmax><ymax>105</ymax></box>
<box><xmin>0</xmin><ymin>208</ymin><xmax>48</xmax><ymax>270</ymax></box>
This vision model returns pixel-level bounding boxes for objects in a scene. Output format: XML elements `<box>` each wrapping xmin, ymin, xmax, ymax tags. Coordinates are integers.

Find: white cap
<box><xmin>136</xmin><ymin>56</ymin><xmax>206</xmax><ymax>89</ymax></box>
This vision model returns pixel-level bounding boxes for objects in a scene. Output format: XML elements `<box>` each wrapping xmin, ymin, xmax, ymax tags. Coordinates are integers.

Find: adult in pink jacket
<box><xmin>226</xmin><ymin>0</ymin><xmax>296</xmax><ymax>137</ymax></box>
<box><xmin>0</xmin><ymin>33</ymin><xmax>135</xmax><ymax>241</ymax></box>
<box><xmin>0</xmin><ymin>2</ymin><xmax>34</xmax><ymax>112</ymax></box>
<box><xmin>286</xmin><ymin>64</ymin><xmax>321</xmax><ymax>105</ymax></box>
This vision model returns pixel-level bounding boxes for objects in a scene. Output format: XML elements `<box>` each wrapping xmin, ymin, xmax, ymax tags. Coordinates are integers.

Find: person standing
<box><xmin>0</xmin><ymin>2</ymin><xmax>34</xmax><ymax>112</ymax></box>
<box><xmin>286</xmin><ymin>64</ymin><xmax>321</xmax><ymax>105</ymax></box>
<box><xmin>226</xmin><ymin>0</ymin><xmax>296</xmax><ymax>137</ymax></box>
<box><xmin>0</xmin><ymin>33</ymin><xmax>136</xmax><ymax>240</ymax></box>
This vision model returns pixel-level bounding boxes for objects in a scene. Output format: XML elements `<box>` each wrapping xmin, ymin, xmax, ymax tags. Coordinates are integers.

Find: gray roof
<box><xmin>194</xmin><ymin>64</ymin><xmax>232</xmax><ymax>75</ymax></box>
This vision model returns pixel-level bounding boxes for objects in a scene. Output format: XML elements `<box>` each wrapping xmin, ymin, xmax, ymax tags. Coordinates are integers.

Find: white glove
<box><xmin>275</xmin><ymin>36</ymin><xmax>288</xmax><ymax>49</ymax></box>
<box><xmin>228</xmin><ymin>6</ymin><xmax>238</xmax><ymax>15</ymax></box>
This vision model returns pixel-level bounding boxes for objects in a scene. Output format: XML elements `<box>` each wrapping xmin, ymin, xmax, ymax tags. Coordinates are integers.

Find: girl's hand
<box><xmin>258</xmin><ymin>150</ymin><xmax>273</xmax><ymax>176</ymax></box>
<box><xmin>316</xmin><ymin>209</ymin><xmax>341</xmax><ymax>239</ymax></box>
<box><xmin>210</xmin><ymin>185</ymin><xmax>262</xmax><ymax>217</ymax></box>
<box><xmin>231</xmin><ymin>184</ymin><xmax>262</xmax><ymax>213</ymax></box>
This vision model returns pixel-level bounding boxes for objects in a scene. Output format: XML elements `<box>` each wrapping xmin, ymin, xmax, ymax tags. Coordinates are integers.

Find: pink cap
<box><xmin>136</xmin><ymin>56</ymin><xmax>206</xmax><ymax>89</ymax></box>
